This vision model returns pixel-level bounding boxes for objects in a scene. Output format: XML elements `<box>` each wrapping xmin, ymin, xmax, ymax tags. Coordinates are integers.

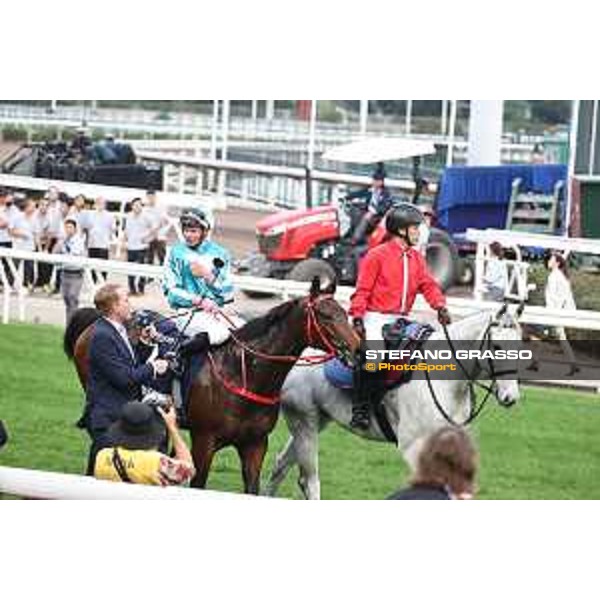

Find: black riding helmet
<box><xmin>180</xmin><ymin>207</ymin><xmax>211</xmax><ymax>231</ymax></box>
<box><xmin>385</xmin><ymin>202</ymin><xmax>424</xmax><ymax>236</ymax></box>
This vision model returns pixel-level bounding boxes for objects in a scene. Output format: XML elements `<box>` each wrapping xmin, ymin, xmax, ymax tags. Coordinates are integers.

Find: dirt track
<box><xmin>213</xmin><ymin>206</ymin><xmax>274</xmax><ymax>259</ymax></box>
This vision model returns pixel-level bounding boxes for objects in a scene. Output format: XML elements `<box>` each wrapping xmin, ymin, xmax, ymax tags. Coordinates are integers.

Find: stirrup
<box><xmin>350</xmin><ymin>406</ymin><xmax>370</xmax><ymax>430</ymax></box>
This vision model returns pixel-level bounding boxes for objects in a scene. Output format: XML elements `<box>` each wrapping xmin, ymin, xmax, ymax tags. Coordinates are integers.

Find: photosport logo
<box><xmin>359</xmin><ymin>341</ymin><xmax>600</xmax><ymax>381</ymax></box>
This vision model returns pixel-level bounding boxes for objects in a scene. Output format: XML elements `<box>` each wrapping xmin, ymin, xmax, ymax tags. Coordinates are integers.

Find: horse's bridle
<box><xmin>206</xmin><ymin>294</ymin><xmax>356</xmax><ymax>406</ymax></box>
<box><xmin>223</xmin><ymin>294</ymin><xmax>353</xmax><ymax>366</ymax></box>
<box><xmin>136</xmin><ymin>295</ymin><xmax>356</xmax><ymax>407</ymax></box>
<box><xmin>424</xmin><ymin>318</ymin><xmax>519</xmax><ymax>427</ymax></box>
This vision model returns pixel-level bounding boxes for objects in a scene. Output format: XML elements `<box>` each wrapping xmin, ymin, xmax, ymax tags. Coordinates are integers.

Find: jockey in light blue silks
<box><xmin>162</xmin><ymin>207</ymin><xmax>237</xmax><ymax>358</ymax></box>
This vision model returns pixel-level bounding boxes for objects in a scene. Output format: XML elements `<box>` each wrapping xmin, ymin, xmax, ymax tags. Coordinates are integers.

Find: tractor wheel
<box><xmin>425</xmin><ymin>228</ymin><xmax>458</xmax><ymax>291</ymax></box>
<box><xmin>286</xmin><ymin>259</ymin><xmax>337</xmax><ymax>289</ymax></box>
<box><xmin>237</xmin><ymin>254</ymin><xmax>277</xmax><ymax>299</ymax></box>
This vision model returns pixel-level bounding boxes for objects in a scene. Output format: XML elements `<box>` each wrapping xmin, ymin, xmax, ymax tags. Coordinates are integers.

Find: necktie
<box><xmin>118</xmin><ymin>325</ymin><xmax>136</xmax><ymax>361</ymax></box>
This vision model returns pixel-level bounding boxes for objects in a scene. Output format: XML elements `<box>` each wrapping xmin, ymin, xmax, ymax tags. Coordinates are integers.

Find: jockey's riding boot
<box><xmin>180</xmin><ymin>332</ymin><xmax>210</xmax><ymax>359</ymax></box>
<box><xmin>350</xmin><ymin>365</ymin><xmax>371</xmax><ymax>430</ymax></box>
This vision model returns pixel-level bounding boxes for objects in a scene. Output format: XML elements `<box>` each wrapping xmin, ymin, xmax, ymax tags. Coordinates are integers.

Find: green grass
<box><xmin>1</xmin><ymin>324</ymin><xmax>600</xmax><ymax>499</ymax></box>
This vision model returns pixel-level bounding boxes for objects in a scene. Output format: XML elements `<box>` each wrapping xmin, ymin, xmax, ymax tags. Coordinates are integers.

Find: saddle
<box><xmin>325</xmin><ymin>318</ymin><xmax>434</xmax><ymax>443</ymax></box>
<box><xmin>324</xmin><ymin>317</ymin><xmax>435</xmax><ymax>392</ymax></box>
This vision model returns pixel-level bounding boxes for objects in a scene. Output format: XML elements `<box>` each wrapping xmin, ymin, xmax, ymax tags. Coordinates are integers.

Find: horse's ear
<box><xmin>515</xmin><ymin>300</ymin><xmax>525</xmax><ymax>319</ymax></box>
<box><xmin>310</xmin><ymin>276</ymin><xmax>320</xmax><ymax>298</ymax></box>
<box><xmin>495</xmin><ymin>303</ymin><xmax>508</xmax><ymax>320</ymax></box>
<box><xmin>322</xmin><ymin>277</ymin><xmax>337</xmax><ymax>296</ymax></box>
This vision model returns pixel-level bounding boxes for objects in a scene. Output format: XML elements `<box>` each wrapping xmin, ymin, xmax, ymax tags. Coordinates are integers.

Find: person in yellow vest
<box><xmin>94</xmin><ymin>401</ymin><xmax>195</xmax><ymax>486</ymax></box>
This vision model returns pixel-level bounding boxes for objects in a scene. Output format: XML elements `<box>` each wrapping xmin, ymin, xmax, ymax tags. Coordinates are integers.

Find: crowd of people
<box><xmin>0</xmin><ymin>186</ymin><xmax>173</xmax><ymax>321</ymax></box>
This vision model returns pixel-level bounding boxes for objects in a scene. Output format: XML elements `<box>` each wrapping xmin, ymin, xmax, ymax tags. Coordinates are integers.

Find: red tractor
<box><xmin>236</xmin><ymin>139</ymin><xmax>458</xmax><ymax>293</ymax></box>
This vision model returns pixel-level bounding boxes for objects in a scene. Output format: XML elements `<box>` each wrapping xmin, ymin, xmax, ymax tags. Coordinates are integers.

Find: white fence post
<box><xmin>178</xmin><ymin>165</ymin><xmax>186</xmax><ymax>194</ymax></box>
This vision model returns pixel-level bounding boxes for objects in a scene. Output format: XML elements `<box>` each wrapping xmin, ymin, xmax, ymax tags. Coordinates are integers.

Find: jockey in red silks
<box><xmin>348</xmin><ymin>203</ymin><xmax>451</xmax><ymax>430</ymax></box>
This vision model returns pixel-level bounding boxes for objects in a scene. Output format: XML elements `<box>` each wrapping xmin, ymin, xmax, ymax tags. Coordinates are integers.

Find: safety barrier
<box><xmin>466</xmin><ymin>228</ymin><xmax>600</xmax><ymax>302</ymax></box>
<box><xmin>2</xmin><ymin>247</ymin><xmax>600</xmax><ymax>331</ymax></box>
<box><xmin>0</xmin><ymin>465</ymin><xmax>262</xmax><ymax>500</ymax></box>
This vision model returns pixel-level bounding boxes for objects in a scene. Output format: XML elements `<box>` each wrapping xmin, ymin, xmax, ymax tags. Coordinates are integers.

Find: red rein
<box><xmin>209</xmin><ymin>296</ymin><xmax>340</xmax><ymax>406</ymax></box>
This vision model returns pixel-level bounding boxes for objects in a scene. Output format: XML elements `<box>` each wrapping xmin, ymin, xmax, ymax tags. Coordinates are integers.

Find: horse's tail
<box><xmin>63</xmin><ymin>307</ymin><xmax>102</xmax><ymax>360</ymax></box>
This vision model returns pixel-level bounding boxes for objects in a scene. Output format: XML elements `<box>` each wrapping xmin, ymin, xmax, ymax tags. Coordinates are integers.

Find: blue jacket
<box><xmin>162</xmin><ymin>239</ymin><xmax>234</xmax><ymax>309</ymax></box>
<box><xmin>86</xmin><ymin>318</ymin><xmax>156</xmax><ymax>431</ymax></box>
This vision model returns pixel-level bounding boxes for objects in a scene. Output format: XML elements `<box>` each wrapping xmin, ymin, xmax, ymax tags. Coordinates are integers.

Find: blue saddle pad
<box><xmin>324</xmin><ymin>358</ymin><xmax>354</xmax><ymax>389</ymax></box>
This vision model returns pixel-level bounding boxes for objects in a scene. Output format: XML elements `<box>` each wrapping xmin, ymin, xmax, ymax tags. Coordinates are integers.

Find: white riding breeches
<box><xmin>363</xmin><ymin>311</ymin><xmax>404</xmax><ymax>341</ymax></box>
<box><xmin>176</xmin><ymin>310</ymin><xmax>244</xmax><ymax>345</ymax></box>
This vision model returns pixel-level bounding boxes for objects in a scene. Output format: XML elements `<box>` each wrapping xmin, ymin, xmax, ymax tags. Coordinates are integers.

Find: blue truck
<box><xmin>435</xmin><ymin>163</ymin><xmax>568</xmax><ymax>283</ymax></box>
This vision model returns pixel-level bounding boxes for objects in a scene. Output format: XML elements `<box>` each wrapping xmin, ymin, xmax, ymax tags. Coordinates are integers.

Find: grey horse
<box><xmin>264</xmin><ymin>305</ymin><xmax>523</xmax><ymax>499</ymax></box>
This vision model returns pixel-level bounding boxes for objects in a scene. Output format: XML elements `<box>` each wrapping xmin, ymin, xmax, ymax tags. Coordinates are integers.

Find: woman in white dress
<box><xmin>545</xmin><ymin>252</ymin><xmax>579</xmax><ymax>376</ymax></box>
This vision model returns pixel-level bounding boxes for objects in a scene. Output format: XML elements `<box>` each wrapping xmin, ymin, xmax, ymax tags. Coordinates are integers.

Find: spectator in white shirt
<box><xmin>86</xmin><ymin>196</ymin><xmax>115</xmax><ymax>282</ymax></box>
<box><xmin>35</xmin><ymin>198</ymin><xmax>55</xmax><ymax>290</ymax></box>
<box><xmin>0</xmin><ymin>188</ymin><xmax>18</xmax><ymax>287</ymax></box>
<box><xmin>50</xmin><ymin>195</ymin><xmax>74</xmax><ymax>294</ymax></box>
<box><xmin>123</xmin><ymin>197</ymin><xmax>151</xmax><ymax>295</ymax></box>
<box><xmin>54</xmin><ymin>218</ymin><xmax>87</xmax><ymax>324</ymax></box>
<box><xmin>545</xmin><ymin>252</ymin><xmax>578</xmax><ymax>376</ymax></box>
<box><xmin>144</xmin><ymin>189</ymin><xmax>170</xmax><ymax>266</ymax></box>
<box><xmin>483</xmin><ymin>241</ymin><xmax>508</xmax><ymax>302</ymax></box>
<box><xmin>45</xmin><ymin>187</ymin><xmax>64</xmax><ymax>245</ymax></box>
<box><xmin>9</xmin><ymin>198</ymin><xmax>39</xmax><ymax>289</ymax></box>
<box><xmin>69</xmin><ymin>194</ymin><xmax>88</xmax><ymax>227</ymax></box>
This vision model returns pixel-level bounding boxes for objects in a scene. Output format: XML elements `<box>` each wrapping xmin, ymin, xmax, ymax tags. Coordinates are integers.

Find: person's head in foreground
<box><xmin>410</xmin><ymin>426</ymin><xmax>478</xmax><ymax>499</ymax></box>
<box><xmin>107</xmin><ymin>401</ymin><xmax>164</xmax><ymax>451</ymax></box>
<box><xmin>94</xmin><ymin>401</ymin><xmax>195</xmax><ymax>486</ymax></box>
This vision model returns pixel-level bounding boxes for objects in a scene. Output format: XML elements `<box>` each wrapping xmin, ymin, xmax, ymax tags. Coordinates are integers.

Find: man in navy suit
<box><xmin>85</xmin><ymin>283</ymin><xmax>169</xmax><ymax>475</ymax></box>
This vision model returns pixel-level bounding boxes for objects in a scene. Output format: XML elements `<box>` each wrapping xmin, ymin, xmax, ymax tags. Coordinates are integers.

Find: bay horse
<box><xmin>265</xmin><ymin>304</ymin><xmax>523</xmax><ymax>499</ymax></box>
<box><xmin>63</xmin><ymin>278</ymin><xmax>360</xmax><ymax>494</ymax></box>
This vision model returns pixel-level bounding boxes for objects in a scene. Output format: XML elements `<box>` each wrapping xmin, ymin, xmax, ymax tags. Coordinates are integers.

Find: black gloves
<box><xmin>352</xmin><ymin>317</ymin><xmax>366</xmax><ymax>340</ymax></box>
<box><xmin>437</xmin><ymin>307</ymin><xmax>451</xmax><ymax>326</ymax></box>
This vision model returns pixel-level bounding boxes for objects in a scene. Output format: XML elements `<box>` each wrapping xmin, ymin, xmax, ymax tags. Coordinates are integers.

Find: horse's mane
<box><xmin>427</xmin><ymin>310</ymin><xmax>493</xmax><ymax>342</ymax></box>
<box><xmin>234</xmin><ymin>299</ymin><xmax>300</xmax><ymax>342</ymax></box>
<box><xmin>63</xmin><ymin>307</ymin><xmax>102</xmax><ymax>359</ymax></box>
<box><xmin>452</xmin><ymin>310</ymin><xmax>491</xmax><ymax>331</ymax></box>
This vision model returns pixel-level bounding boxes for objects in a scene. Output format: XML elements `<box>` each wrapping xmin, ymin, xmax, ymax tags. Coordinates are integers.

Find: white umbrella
<box><xmin>323</xmin><ymin>137</ymin><xmax>436</xmax><ymax>164</ymax></box>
